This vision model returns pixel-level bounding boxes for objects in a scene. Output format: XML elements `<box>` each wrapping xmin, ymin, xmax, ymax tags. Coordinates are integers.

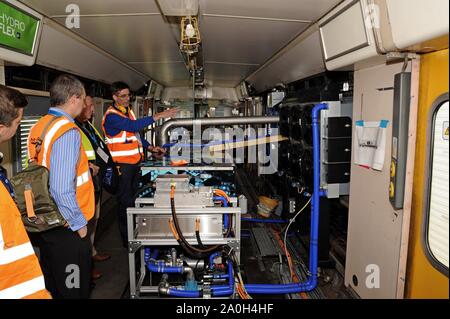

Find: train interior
<box><xmin>0</xmin><ymin>0</ymin><xmax>448</xmax><ymax>299</ymax></box>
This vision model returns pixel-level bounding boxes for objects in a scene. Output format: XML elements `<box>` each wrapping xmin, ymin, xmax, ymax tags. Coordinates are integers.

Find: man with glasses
<box><xmin>75</xmin><ymin>92</ymin><xmax>113</xmax><ymax>280</ymax></box>
<box><xmin>102</xmin><ymin>81</ymin><xmax>177</xmax><ymax>245</ymax></box>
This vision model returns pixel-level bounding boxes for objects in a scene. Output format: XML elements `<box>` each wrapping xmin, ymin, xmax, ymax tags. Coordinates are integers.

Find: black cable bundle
<box><xmin>170</xmin><ymin>189</ymin><xmax>233</xmax><ymax>259</ymax></box>
<box><xmin>195</xmin><ymin>229</ymin><xmax>206</xmax><ymax>249</ymax></box>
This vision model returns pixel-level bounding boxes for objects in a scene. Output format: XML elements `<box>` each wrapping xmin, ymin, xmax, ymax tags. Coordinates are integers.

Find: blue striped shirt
<box><xmin>48</xmin><ymin>107</ymin><xmax>87</xmax><ymax>231</ymax></box>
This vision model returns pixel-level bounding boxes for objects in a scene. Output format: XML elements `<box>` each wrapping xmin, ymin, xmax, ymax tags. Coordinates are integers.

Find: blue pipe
<box><xmin>151</xmin><ymin>249</ymin><xmax>159</xmax><ymax>260</ymax></box>
<box><xmin>167</xmin><ymin>289</ymin><xmax>200</xmax><ymax>298</ymax></box>
<box><xmin>229</xmin><ymin>103</ymin><xmax>329</xmax><ymax>295</ymax></box>
<box><xmin>210</xmin><ymin>262</ymin><xmax>234</xmax><ymax>297</ymax></box>
<box><xmin>209</xmin><ymin>252</ymin><xmax>221</xmax><ymax>269</ymax></box>
<box><xmin>241</xmin><ymin>218</ymin><xmax>288</xmax><ymax>224</ymax></box>
<box><xmin>308</xmin><ymin>103</ymin><xmax>329</xmax><ymax>290</ymax></box>
<box><xmin>147</xmin><ymin>261</ymin><xmax>183</xmax><ymax>274</ymax></box>
<box><xmin>144</xmin><ymin>248</ymin><xmax>151</xmax><ymax>264</ymax></box>
<box><xmin>167</xmin><ymin>262</ymin><xmax>234</xmax><ymax>297</ymax></box>
<box><xmin>214</xmin><ymin>196</ymin><xmax>229</xmax><ymax>231</ymax></box>
<box><xmin>144</xmin><ymin>249</ymin><xmax>160</xmax><ymax>264</ymax></box>
<box><xmin>214</xmin><ymin>196</ymin><xmax>228</xmax><ymax>207</ymax></box>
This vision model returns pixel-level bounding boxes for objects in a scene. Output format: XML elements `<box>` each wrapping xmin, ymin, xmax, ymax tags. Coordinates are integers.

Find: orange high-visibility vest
<box><xmin>102</xmin><ymin>106</ymin><xmax>144</xmax><ymax>164</ymax></box>
<box><xmin>27</xmin><ymin>115</ymin><xmax>95</xmax><ymax>222</ymax></box>
<box><xmin>0</xmin><ymin>183</ymin><xmax>52</xmax><ymax>299</ymax></box>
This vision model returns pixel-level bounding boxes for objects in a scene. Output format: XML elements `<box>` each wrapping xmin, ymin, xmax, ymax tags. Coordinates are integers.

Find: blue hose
<box><xmin>231</xmin><ymin>103</ymin><xmax>329</xmax><ymax>295</ymax></box>
<box><xmin>144</xmin><ymin>249</ymin><xmax>160</xmax><ymax>264</ymax></box>
<box><xmin>151</xmin><ymin>249</ymin><xmax>159</xmax><ymax>260</ymax></box>
<box><xmin>211</xmin><ymin>262</ymin><xmax>234</xmax><ymax>296</ymax></box>
<box><xmin>214</xmin><ymin>196</ymin><xmax>229</xmax><ymax>231</ymax></box>
<box><xmin>209</xmin><ymin>252</ymin><xmax>221</xmax><ymax>269</ymax></box>
<box><xmin>167</xmin><ymin>289</ymin><xmax>200</xmax><ymax>298</ymax></box>
<box><xmin>167</xmin><ymin>262</ymin><xmax>234</xmax><ymax>297</ymax></box>
<box><xmin>147</xmin><ymin>262</ymin><xmax>183</xmax><ymax>274</ymax></box>
<box><xmin>241</xmin><ymin>218</ymin><xmax>288</xmax><ymax>224</ymax></box>
<box><xmin>308</xmin><ymin>103</ymin><xmax>328</xmax><ymax>288</ymax></box>
<box><xmin>144</xmin><ymin>248</ymin><xmax>151</xmax><ymax>264</ymax></box>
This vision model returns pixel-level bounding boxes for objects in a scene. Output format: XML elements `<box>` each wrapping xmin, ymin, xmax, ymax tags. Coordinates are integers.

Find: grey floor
<box><xmin>89</xmin><ymin>195</ymin><xmax>129</xmax><ymax>299</ymax></box>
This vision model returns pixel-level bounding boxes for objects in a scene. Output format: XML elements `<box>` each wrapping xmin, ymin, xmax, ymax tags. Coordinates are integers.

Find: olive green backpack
<box><xmin>10</xmin><ymin>116</ymin><xmax>66</xmax><ymax>232</ymax></box>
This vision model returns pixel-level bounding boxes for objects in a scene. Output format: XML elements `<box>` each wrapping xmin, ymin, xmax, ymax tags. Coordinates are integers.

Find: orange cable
<box><xmin>168</xmin><ymin>219</ymin><xmax>180</xmax><ymax>241</ymax></box>
<box><xmin>170</xmin><ymin>185</ymin><xmax>175</xmax><ymax>199</ymax></box>
<box><xmin>195</xmin><ymin>217</ymin><xmax>200</xmax><ymax>232</ymax></box>
<box><xmin>271</xmin><ymin>228</ymin><xmax>309</xmax><ymax>299</ymax></box>
<box><xmin>213</xmin><ymin>189</ymin><xmax>231</xmax><ymax>202</ymax></box>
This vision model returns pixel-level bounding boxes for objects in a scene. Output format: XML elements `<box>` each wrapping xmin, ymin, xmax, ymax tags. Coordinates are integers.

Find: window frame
<box><xmin>12</xmin><ymin>115</ymin><xmax>41</xmax><ymax>174</ymax></box>
<box><xmin>422</xmin><ymin>92</ymin><xmax>449</xmax><ymax>277</ymax></box>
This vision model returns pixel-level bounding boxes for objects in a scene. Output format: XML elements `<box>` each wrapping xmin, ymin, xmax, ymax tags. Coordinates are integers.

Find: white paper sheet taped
<box><xmin>354</xmin><ymin>120</ymin><xmax>389</xmax><ymax>171</ymax></box>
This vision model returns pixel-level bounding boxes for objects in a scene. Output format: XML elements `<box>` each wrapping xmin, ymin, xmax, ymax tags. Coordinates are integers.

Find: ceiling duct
<box><xmin>157</xmin><ymin>0</ymin><xmax>199</xmax><ymax>16</ymax></box>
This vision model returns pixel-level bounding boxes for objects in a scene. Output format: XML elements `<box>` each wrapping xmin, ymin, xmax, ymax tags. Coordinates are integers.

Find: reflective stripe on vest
<box><xmin>0</xmin><ymin>275</ymin><xmax>46</xmax><ymax>299</ymax></box>
<box><xmin>76</xmin><ymin>170</ymin><xmax>90</xmax><ymax>187</ymax></box>
<box><xmin>42</xmin><ymin>119</ymin><xmax>70</xmax><ymax>168</ymax></box>
<box><xmin>80</xmin><ymin>130</ymin><xmax>96</xmax><ymax>161</ymax></box>
<box><xmin>109</xmin><ymin>148</ymin><xmax>143</xmax><ymax>157</ymax></box>
<box><xmin>105</xmin><ymin>132</ymin><xmax>139</xmax><ymax>144</ymax></box>
<box><xmin>0</xmin><ymin>240</ymin><xmax>35</xmax><ymax>265</ymax></box>
<box><xmin>85</xmin><ymin>150</ymin><xmax>95</xmax><ymax>159</ymax></box>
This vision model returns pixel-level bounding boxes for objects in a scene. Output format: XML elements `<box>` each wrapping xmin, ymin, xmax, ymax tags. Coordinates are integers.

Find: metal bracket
<box><xmin>386</xmin><ymin>52</ymin><xmax>419</xmax><ymax>60</ymax></box>
<box><xmin>227</xmin><ymin>240</ymin><xmax>240</xmax><ymax>253</ymax></box>
<box><xmin>128</xmin><ymin>241</ymin><xmax>142</xmax><ymax>254</ymax></box>
<box><xmin>386</xmin><ymin>52</ymin><xmax>419</xmax><ymax>69</ymax></box>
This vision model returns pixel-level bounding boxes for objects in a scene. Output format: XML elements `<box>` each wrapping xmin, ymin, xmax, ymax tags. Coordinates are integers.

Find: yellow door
<box><xmin>406</xmin><ymin>49</ymin><xmax>449</xmax><ymax>299</ymax></box>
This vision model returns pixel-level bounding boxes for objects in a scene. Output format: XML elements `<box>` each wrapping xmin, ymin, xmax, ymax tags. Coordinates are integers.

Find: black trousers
<box><xmin>32</xmin><ymin>227</ymin><xmax>92</xmax><ymax>299</ymax></box>
<box><xmin>116</xmin><ymin>163</ymin><xmax>140</xmax><ymax>246</ymax></box>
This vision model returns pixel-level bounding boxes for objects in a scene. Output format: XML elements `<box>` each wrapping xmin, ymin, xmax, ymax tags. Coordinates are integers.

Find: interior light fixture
<box><xmin>180</xmin><ymin>16</ymin><xmax>201</xmax><ymax>54</ymax></box>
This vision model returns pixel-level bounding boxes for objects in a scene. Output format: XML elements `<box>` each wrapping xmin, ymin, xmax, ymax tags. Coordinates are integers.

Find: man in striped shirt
<box><xmin>28</xmin><ymin>75</ymin><xmax>95</xmax><ymax>299</ymax></box>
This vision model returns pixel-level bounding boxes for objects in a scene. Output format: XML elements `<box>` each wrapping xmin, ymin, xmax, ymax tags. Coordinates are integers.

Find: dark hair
<box><xmin>0</xmin><ymin>85</ymin><xmax>28</xmax><ymax>127</ymax></box>
<box><xmin>110</xmin><ymin>81</ymin><xmax>130</xmax><ymax>97</ymax></box>
<box><xmin>50</xmin><ymin>74</ymin><xmax>85</xmax><ymax>107</ymax></box>
<box><xmin>84</xmin><ymin>83</ymin><xmax>96</xmax><ymax>98</ymax></box>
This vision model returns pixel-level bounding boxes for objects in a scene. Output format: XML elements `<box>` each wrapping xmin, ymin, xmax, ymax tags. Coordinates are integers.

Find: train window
<box><xmin>14</xmin><ymin>116</ymin><xmax>40</xmax><ymax>172</ymax></box>
<box><xmin>424</xmin><ymin>95</ymin><xmax>449</xmax><ymax>276</ymax></box>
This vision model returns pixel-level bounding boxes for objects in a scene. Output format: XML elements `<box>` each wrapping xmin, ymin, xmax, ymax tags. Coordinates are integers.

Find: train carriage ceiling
<box><xmin>20</xmin><ymin>0</ymin><xmax>342</xmax><ymax>88</ymax></box>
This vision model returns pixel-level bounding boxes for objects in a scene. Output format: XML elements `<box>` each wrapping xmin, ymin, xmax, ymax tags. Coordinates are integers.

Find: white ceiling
<box><xmin>20</xmin><ymin>0</ymin><xmax>342</xmax><ymax>88</ymax></box>
<box><xmin>201</xmin><ymin>16</ymin><xmax>309</xmax><ymax>65</ymax></box>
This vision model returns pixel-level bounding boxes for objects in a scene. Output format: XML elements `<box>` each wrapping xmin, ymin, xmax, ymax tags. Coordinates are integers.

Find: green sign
<box><xmin>0</xmin><ymin>1</ymin><xmax>39</xmax><ymax>55</ymax></box>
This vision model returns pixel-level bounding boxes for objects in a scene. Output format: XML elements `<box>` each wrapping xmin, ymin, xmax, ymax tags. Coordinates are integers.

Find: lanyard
<box><xmin>85</xmin><ymin>124</ymin><xmax>99</xmax><ymax>146</ymax></box>
<box><xmin>0</xmin><ymin>170</ymin><xmax>15</xmax><ymax>199</ymax></box>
